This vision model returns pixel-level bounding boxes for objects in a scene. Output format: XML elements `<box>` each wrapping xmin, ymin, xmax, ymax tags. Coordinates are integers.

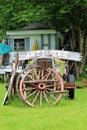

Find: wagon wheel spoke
<box><xmin>27</xmin><ymin>75</ymin><xmax>33</xmax><ymax>80</ymax></box>
<box><xmin>45</xmin><ymin>70</ymin><xmax>52</xmax><ymax>80</ymax></box>
<box><xmin>41</xmin><ymin>73</ymin><xmax>48</xmax><ymax>80</ymax></box>
<box><xmin>40</xmin><ymin>91</ymin><xmax>42</xmax><ymax>106</ymax></box>
<box><xmin>24</xmin><ymin>87</ymin><xmax>37</xmax><ymax>91</ymax></box>
<box><xmin>23</xmin><ymin>81</ymin><xmax>38</xmax><ymax>87</ymax></box>
<box><xmin>46</xmin><ymin>87</ymin><xmax>56</xmax><ymax>91</ymax></box>
<box><xmin>41</xmin><ymin>70</ymin><xmax>48</xmax><ymax>80</ymax></box>
<box><xmin>36</xmin><ymin>70</ymin><xmax>41</xmax><ymax>79</ymax></box>
<box><xmin>22</xmin><ymin>82</ymin><xmax>37</xmax><ymax>91</ymax></box>
<box><xmin>41</xmin><ymin>70</ymin><xmax>44</xmax><ymax>79</ymax></box>
<box><xmin>29</xmin><ymin>83</ymin><xmax>38</xmax><ymax>87</ymax></box>
<box><xmin>27</xmin><ymin>73</ymin><xmax>34</xmax><ymax>80</ymax></box>
<box><xmin>46</xmin><ymin>81</ymin><xmax>61</xmax><ymax>91</ymax></box>
<box><xmin>23</xmin><ymin>88</ymin><xmax>34</xmax><ymax>99</ymax></box>
<box><xmin>22</xmin><ymin>83</ymin><xmax>26</xmax><ymax>97</ymax></box>
<box><xmin>46</xmin><ymin>84</ymin><xmax>55</xmax><ymax>88</ymax></box>
<box><xmin>33</xmin><ymin>69</ymin><xmax>40</xmax><ymax>80</ymax></box>
<box><xmin>38</xmin><ymin>70</ymin><xmax>41</xmax><ymax>77</ymax></box>
<box><xmin>46</xmin><ymin>82</ymin><xmax>61</xmax><ymax>88</ymax></box>
<box><xmin>25</xmin><ymin>89</ymin><xmax>38</xmax><ymax>100</ymax></box>
<box><xmin>33</xmin><ymin>69</ymin><xmax>44</xmax><ymax>80</ymax></box>
<box><xmin>45</xmin><ymin>90</ymin><xmax>57</xmax><ymax>100</ymax></box>
<box><xmin>32</xmin><ymin>91</ymin><xmax>40</xmax><ymax>105</ymax></box>
<box><xmin>43</xmin><ymin>91</ymin><xmax>49</xmax><ymax>103</ymax></box>
<box><xmin>46</xmin><ymin>86</ymin><xmax>61</xmax><ymax>92</ymax></box>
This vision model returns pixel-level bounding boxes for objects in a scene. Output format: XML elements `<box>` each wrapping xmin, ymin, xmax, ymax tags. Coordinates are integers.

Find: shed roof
<box><xmin>20</xmin><ymin>22</ymin><xmax>52</xmax><ymax>30</ymax></box>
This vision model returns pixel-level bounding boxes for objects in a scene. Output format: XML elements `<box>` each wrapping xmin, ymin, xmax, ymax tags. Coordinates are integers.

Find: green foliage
<box><xmin>0</xmin><ymin>0</ymin><xmax>49</xmax><ymax>40</ymax></box>
<box><xmin>75</xmin><ymin>64</ymin><xmax>87</xmax><ymax>86</ymax></box>
<box><xmin>85</xmin><ymin>64</ymin><xmax>87</xmax><ymax>72</ymax></box>
<box><xmin>0</xmin><ymin>0</ymin><xmax>86</xmax><ymax>32</ymax></box>
<box><xmin>82</xmin><ymin>64</ymin><xmax>87</xmax><ymax>78</ymax></box>
<box><xmin>44</xmin><ymin>0</ymin><xmax>87</xmax><ymax>31</ymax></box>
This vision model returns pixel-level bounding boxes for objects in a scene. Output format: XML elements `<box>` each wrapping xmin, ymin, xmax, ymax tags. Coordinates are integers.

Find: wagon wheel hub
<box><xmin>38</xmin><ymin>83</ymin><xmax>46</xmax><ymax>90</ymax></box>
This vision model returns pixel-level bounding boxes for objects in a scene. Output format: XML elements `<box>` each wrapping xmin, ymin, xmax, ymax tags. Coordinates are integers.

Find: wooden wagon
<box><xmin>2</xmin><ymin>50</ymin><xmax>82</xmax><ymax>107</ymax></box>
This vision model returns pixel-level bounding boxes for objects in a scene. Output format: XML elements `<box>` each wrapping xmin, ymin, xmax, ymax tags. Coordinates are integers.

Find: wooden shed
<box><xmin>6</xmin><ymin>22</ymin><xmax>64</xmax><ymax>63</ymax></box>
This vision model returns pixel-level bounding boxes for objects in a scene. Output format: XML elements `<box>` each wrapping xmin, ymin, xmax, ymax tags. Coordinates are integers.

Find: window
<box><xmin>14</xmin><ymin>39</ymin><xmax>25</xmax><ymax>51</ymax></box>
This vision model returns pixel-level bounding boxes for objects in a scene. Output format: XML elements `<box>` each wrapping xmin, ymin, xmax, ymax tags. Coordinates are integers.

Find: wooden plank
<box><xmin>64</xmin><ymin>83</ymin><xmax>76</xmax><ymax>89</ymax></box>
<box><xmin>18</xmin><ymin>50</ymin><xmax>82</xmax><ymax>62</ymax></box>
<box><xmin>2</xmin><ymin>56</ymin><xmax>18</xmax><ymax>105</ymax></box>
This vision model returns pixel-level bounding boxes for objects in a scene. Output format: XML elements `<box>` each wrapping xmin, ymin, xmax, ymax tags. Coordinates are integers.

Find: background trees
<box><xmin>0</xmin><ymin>0</ymin><xmax>87</xmax><ymax>77</ymax></box>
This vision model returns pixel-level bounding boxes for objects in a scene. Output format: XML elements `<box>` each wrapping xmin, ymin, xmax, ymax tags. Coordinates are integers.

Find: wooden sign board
<box><xmin>18</xmin><ymin>50</ymin><xmax>82</xmax><ymax>62</ymax></box>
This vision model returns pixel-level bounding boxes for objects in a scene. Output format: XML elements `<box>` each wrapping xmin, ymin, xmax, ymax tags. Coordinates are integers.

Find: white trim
<box><xmin>6</xmin><ymin>30</ymin><xmax>57</xmax><ymax>36</ymax></box>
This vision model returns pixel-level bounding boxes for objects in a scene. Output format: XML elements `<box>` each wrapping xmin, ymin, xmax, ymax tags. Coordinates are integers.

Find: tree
<box><xmin>39</xmin><ymin>0</ymin><xmax>87</xmax><ymax>78</ymax></box>
<box><xmin>0</xmin><ymin>0</ymin><xmax>87</xmax><ymax>78</ymax></box>
<box><xmin>0</xmin><ymin>0</ymin><xmax>47</xmax><ymax>30</ymax></box>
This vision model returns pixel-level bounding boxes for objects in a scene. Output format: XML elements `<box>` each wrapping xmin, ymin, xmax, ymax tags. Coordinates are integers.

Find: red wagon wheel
<box><xmin>19</xmin><ymin>67</ymin><xmax>64</xmax><ymax>107</ymax></box>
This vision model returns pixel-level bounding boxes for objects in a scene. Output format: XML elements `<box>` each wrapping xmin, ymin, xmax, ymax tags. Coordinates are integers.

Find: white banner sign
<box><xmin>18</xmin><ymin>50</ymin><xmax>82</xmax><ymax>62</ymax></box>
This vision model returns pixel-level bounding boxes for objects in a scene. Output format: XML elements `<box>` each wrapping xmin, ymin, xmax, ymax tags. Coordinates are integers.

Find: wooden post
<box><xmin>2</xmin><ymin>55</ymin><xmax>18</xmax><ymax>105</ymax></box>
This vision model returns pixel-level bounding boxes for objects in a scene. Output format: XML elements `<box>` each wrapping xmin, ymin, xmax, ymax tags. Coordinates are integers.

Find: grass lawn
<box><xmin>0</xmin><ymin>81</ymin><xmax>87</xmax><ymax>130</ymax></box>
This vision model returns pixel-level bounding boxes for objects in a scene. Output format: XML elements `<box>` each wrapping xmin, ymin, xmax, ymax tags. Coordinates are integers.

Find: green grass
<box><xmin>0</xmin><ymin>82</ymin><xmax>87</xmax><ymax>130</ymax></box>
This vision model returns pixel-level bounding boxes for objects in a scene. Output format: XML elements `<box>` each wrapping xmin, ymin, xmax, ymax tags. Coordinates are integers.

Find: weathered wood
<box><xmin>2</xmin><ymin>56</ymin><xmax>18</xmax><ymax>105</ymax></box>
<box><xmin>18</xmin><ymin>50</ymin><xmax>82</xmax><ymax>62</ymax></box>
<box><xmin>64</xmin><ymin>83</ymin><xmax>76</xmax><ymax>89</ymax></box>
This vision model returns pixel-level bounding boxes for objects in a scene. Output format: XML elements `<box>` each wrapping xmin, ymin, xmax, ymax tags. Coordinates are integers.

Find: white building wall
<box><xmin>43</xmin><ymin>34</ymin><xmax>48</xmax><ymax>43</ymax></box>
<box><xmin>50</xmin><ymin>34</ymin><xmax>56</xmax><ymax>49</ymax></box>
<box><xmin>29</xmin><ymin>34</ymin><xmax>41</xmax><ymax>50</ymax></box>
